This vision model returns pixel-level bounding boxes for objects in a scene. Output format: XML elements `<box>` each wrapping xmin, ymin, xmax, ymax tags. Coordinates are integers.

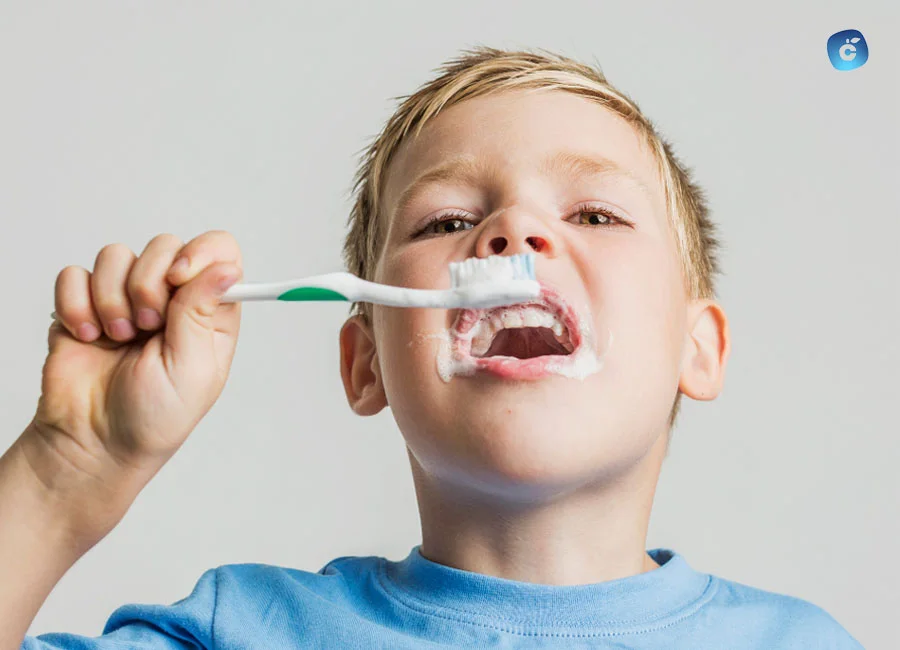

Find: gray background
<box><xmin>1</xmin><ymin>1</ymin><xmax>897</xmax><ymax>648</ymax></box>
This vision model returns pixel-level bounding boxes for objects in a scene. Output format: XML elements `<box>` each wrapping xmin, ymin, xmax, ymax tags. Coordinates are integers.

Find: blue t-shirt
<box><xmin>23</xmin><ymin>547</ymin><xmax>861</xmax><ymax>649</ymax></box>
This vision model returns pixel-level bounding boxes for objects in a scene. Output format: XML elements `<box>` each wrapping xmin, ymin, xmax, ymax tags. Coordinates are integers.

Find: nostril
<box><xmin>489</xmin><ymin>237</ymin><xmax>507</xmax><ymax>254</ymax></box>
<box><xmin>526</xmin><ymin>236</ymin><xmax>548</xmax><ymax>253</ymax></box>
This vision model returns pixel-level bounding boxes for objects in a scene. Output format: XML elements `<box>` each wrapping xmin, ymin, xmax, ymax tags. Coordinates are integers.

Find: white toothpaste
<box><xmin>422</xmin><ymin>304</ymin><xmax>611</xmax><ymax>382</ymax></box>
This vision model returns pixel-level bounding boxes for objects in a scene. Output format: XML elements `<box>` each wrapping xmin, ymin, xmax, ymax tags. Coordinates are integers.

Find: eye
<box><xmin>417</xmin><ymin>212</ymin><xmax>476</xmax><ymax>237</ymax></box>
<box><xmin>568</xmin><ymin>204</ymin><xmax>631</xmax><ymax>228</ymax></box>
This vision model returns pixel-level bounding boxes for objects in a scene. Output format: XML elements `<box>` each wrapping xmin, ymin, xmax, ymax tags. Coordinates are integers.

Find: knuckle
<box><xmin>56</xmin><ymin>265</ymin><xmax>85</xmax><ymax>286</ymax></box>
<box><xmin>146</xmin><ymin>233</ymin><xmax>184</xmax><ymax>257</ymax></box>
<box><xmin>96</xmin><ymin>242</ymin><xmax>132</xmax><ymax>261</ymax></box>
<box><xmin>92</xmin><ymin>295</ymin><xmax>128</xmax><ymax>317</ymax></box>
<box><xmin>193</xmin><ymin>230</ymin><xmax>240</xmax><ymax>259</ymax></box>
<box><xmin>128</xmin><ymin>280</ymin><xmax>161</xmax><ymax>307</ymax></box>
<box><xmin>151</xmin><ymin>233</ymin><xmax>181</xmax><ymax>247</ymax></box>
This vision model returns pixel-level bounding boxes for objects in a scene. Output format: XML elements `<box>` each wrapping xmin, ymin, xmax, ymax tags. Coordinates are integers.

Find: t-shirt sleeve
<box><xmin>797</xmin><ymin>603</ymin><xmax>865</xmax><ymax>650</ymax></box>
<box><xmin>20</xmin><ymin>568</ymin><xmax>218</xmax><ymax>649</ymax></box>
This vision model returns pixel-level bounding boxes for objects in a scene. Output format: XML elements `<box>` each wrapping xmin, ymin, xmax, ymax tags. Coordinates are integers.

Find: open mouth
<box><xmin>447</xmin><ymin>285</ymin><xmax>584</xmax><ymax>380</ymax></box>
<box><xmin>436</xmin><ymin>284</ymin><xmax>602</xmax><ymax>382</ymax></box>
<box><xmin>470</xmin><ymin>303</ymin><xmax>575</xmax><ymax>359</ymax></box>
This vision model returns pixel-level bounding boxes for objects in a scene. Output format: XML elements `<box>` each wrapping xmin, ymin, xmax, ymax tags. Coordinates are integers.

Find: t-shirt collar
<box><xmin>380</xmin><ymin>545</ymin><xmax>711</xmax><ymax>633</ymax></box>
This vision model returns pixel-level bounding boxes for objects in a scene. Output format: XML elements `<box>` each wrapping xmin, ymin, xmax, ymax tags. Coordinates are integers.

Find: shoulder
<box><xmin>212</xmin><ymin>554</ymin><xmax>381</xmax><ymax>586</ymax></box>
<box><xmin>208</xmin><ymin>554</ymin><xmax>384</xmax><ymax>604</ymax></box>
<box><xmin>93</xmin><ymin>556</ymin><xmax>383</xmax><ymax>646</ymax></box>
<box><xmin>706</xmin><ymin>575</ymin><xmax>863</xmax><ymax>649</ymax></box>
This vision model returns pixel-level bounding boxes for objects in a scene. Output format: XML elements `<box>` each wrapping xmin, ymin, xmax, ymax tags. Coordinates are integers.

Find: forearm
<box><xmin>0</xmin><ymin>436</ymin><xmax>89</xmax><ymax>650</ymax></box>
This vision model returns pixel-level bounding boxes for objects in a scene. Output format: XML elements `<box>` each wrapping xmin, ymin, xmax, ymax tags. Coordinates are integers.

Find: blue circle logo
<box><xmin>827</xmin><ymin>30</ymin><xmax>869</xmax><ymax>71</ymax></box>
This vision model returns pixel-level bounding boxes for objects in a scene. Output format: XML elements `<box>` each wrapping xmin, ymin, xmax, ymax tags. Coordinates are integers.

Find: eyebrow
<box><xmin>540</xmin><ymin>151</ymin><xmax>654</xmax><ymax>199</ymax></box>
<box><xmin>393</xmin><ymin>151</ymin><xmax>653</xmax><ymax>219</ymax></box>
<box><xmin>393</xmin><ymin>155</ymin><xmax>488</xmax><ymax>219</ymax></box>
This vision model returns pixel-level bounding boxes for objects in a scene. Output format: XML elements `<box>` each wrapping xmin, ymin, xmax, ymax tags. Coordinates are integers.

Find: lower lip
<box><xmin>468</xmin><ymin>354</ymin><xmax>575</xmax><ymax>380</ymax></box>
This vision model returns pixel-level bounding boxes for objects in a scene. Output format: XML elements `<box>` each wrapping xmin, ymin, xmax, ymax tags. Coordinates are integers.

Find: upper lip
<box><xmin>450</xmin><ymin>282</ymin><xmax>583</xmax><ymax>357</ymax></box>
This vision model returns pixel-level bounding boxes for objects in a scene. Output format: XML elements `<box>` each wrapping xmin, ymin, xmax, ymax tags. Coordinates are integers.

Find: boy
<box><xmin>1</xmin><ymin>47</ymin><xmax>861</xmax><ymax>649</ymax></box>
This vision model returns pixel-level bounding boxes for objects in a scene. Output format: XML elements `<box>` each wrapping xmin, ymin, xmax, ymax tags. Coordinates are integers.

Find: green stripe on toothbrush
<box><xmin>277</xmin><ymin>287</ymin><xmax>348</xmax><ymax>301</ymax></box>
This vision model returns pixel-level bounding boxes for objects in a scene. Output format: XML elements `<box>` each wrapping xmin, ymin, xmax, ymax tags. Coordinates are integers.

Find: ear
<box><xmin>678</xmin><ymin>299</ymin><xmax>731</xmax><ymax>401</ymax></box>
<box><xmin>339</xmin><ymin>314</ymin><xmax>388</xmax><ymax>416</ymax></box>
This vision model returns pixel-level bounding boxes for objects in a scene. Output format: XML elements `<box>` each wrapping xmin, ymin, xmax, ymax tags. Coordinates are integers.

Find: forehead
<box><xmin>382</xmin><ymin>89</ymin><xmax>664</xmax><ymax>213</ymax></box>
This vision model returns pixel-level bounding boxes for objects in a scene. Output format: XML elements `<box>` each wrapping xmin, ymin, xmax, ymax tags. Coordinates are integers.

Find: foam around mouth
<box><xmin>470</xmin><ymin>304</ymin><xmax>574</xmax><ymax>359</ymax></box>
<box><xmin>432</xmin><ymin>284</ymin><xmax>608</xmax><ymax>382</ymax></box>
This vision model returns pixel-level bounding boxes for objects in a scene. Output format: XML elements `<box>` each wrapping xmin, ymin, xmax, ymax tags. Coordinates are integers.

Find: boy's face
<box><xmin>341</xmin><ymin>89</ymin><xmax>727</xmax><ymax>495</ymax></box>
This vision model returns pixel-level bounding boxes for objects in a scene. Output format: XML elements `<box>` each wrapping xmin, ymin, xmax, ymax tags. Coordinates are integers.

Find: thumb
<box><xmin>163</xmin><ymin>261</ymin><xmax>241</xmax><ymax>380</ymax></box>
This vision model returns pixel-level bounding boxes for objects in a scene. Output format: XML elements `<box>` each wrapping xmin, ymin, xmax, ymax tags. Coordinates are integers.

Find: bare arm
<box><xmin>0</xmin><ymin>433</ymin><xmax>93</xmax><ymax>650</ymax></box>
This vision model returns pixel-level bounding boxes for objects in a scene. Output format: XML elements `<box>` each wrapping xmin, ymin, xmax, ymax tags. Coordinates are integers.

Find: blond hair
<box><xmin>342</xmin><ymin>46</ymin><xmax>722</xmax><ymax>429</ymax></box>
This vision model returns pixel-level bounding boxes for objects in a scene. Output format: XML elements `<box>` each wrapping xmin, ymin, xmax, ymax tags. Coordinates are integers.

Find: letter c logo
<box><xmin>840</xmin><ymin>43</ymin><xmax>857</xmax><ymax>61</ymax></box>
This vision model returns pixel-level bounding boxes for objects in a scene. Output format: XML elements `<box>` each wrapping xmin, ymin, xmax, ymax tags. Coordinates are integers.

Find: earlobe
<box><xmin>678</xmin><ymin>300</ymin><xmax>731</xmax><ymax>401</ymax></box>
<box><xmin>339</xmin><ymin>315</ymin><xmax>388</xmax><ymax>416</ymax></box>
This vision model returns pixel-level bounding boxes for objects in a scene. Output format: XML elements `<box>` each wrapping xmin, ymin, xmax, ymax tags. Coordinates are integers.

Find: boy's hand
<box><xmin>20</xmin><ymin>230</ymin><xmax>243</xmax><ymax>546</ymax></box>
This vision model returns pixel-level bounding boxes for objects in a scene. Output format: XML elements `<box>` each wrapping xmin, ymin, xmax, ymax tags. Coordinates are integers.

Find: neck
<box><xmin>410</xmin><ymin>430</ymin><xmax>667</xmax><ymax>586</ymax></box>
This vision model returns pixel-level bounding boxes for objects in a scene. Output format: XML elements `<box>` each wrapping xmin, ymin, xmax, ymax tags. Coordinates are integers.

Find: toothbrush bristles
<box><xmin>448</xmin><ymin>253</ymin><xmax>537</xmax><ymax>288</ymax></box>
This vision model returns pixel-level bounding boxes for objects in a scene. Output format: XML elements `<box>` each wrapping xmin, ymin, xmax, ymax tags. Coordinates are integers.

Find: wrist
<box><xmin>8</xmin><ymin>428</ymin><xmax>127</xmax><ymax>557</ymax></box>
<box><xmin>3</xmin><ymin>436</ymin><xmax>92</xmax><ymax>559</ymax></box>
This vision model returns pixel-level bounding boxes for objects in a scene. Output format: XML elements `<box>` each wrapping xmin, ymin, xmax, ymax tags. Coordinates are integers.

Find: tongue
<box><xmin>484</xmin><ymin>327</ymin><xmax>569</xmax><ymax>359</ymax></box>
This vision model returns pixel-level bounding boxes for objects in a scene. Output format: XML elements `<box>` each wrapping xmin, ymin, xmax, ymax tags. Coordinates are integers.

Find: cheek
<box><xmin>595</xmin><ymin>241</ymin><xmax>686</xmax><ymax>371</ymax></box>
<box><xmin>374</xmin><ymin>306</ymin><xmax>449</xmax><ymax>411</ymax></box>
<box><xmin>376</xmin><ymin>246</ymin><xmax>451</xmax><ymax>291</ymax></box>
<box><xmin>372</xmin><ymin>247</ymin><xmax>463</xmax><ymax>408</ymax></box>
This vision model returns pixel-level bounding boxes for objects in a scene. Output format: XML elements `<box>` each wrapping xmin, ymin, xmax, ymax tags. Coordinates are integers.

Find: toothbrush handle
<box><xmin>221</xmin><ymin>273</ymin><xmax>464</xmax><ymax>308</ymax></box>
<box><xmin>220</xmin><ymin>273</ymin><xmax>358</xmax><ymax>303</ymax></box>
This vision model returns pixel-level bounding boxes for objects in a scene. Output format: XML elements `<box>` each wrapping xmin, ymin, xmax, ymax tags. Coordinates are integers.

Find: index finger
<box><xmin>166</xmin><ymin>230</ymin><xmax>243</xmax><ymax>287</ymax></box>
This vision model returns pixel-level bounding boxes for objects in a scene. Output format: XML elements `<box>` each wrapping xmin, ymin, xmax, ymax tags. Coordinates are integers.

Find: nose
<box><xmin>474</xmin><ymin>207</ymin><xmax>557</xmax><ymax>259</ymax></box>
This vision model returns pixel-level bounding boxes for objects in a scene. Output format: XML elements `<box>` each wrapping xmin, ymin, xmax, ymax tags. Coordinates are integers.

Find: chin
<box><xmin>447</xmin><ymin>406</ymin><xmax>609</xmax><ymax>479</ymax></box>
<box><xmin>400</xmin><ymin>393</ymin><xmax>667</xmax><ymax>505</ymax></box>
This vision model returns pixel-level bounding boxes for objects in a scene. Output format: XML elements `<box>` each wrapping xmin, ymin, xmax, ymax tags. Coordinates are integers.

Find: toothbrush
<box><xmin>220</xmin><ymin>253</ymin><xmax>540</xmax><ymax>309</ymax></box>
<box><xmin>48</xmin><ymin>253</ymin><xmax>540</xmax><ymax>321</ymax></box>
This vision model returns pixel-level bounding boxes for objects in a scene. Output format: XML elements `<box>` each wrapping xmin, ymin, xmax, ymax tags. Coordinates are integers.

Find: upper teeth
<box><xmin>470</xmin><ymin>305</ymin><xmax>568</xmax><ymax>357</ymax></box>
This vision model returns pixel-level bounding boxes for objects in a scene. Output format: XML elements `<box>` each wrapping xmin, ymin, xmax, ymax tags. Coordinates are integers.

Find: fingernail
<box><xmin>109</xmin><ymin>318</ymin><xmax>136</xmax><ymax>340</ymax></box>
<box><xmin>218</xmin><ymin>273</ymin><xmax>239</xmax><ymax>292</ymax></box>
<box><xmin>169</xmin><ymin>256</ymin><xmax>189</xmax><ymax>277</ymax></box>
<box><xmin>136</xmin><ymin>308</ymin><xmax>162</xmax><ymax>330</ymax></box>
<box><xmin>77</xmin><ymin>323</ymin><xmax>100</xmax><ymax>341</ymax></box>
